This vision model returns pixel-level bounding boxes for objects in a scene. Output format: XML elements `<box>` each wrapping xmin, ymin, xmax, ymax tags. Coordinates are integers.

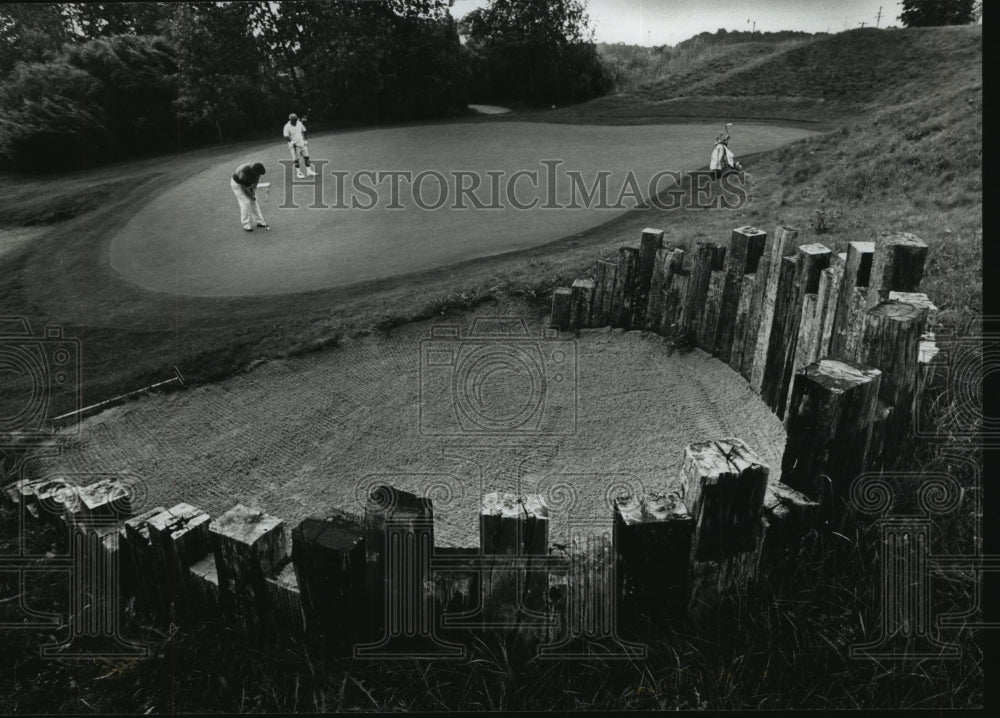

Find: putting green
<box><xmin>109</xmin><ymin>121</ymin><xmax>817</xmax><ymax>297</ymax></box>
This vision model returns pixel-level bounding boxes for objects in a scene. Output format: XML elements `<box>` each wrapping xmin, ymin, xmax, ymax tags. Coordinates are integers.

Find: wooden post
<box><xmin>698</xmin><ymin>270</ymin><xmax>726</xmax><ymax>353</ymax></box>
<box><xmin>889</xmin><ymin>292</ymin><xmax>940</xmax><ymax>392</ymax></box>
<box><xmin>121</xmin><ymin>506</ymin><xmax>171</xmax><ymax>614</ymax></box>
<box><xmin>760</xmin><ymin>483</ymin><xmax>821</xmax><ymax>578</ymax></box>
<box><xmin>774</xmin><ymin>244</ymin><xmax>832</xmax><ymax>419</ymax></box>
<box><xmin>829</xmin><ymin>241</ymin><xmax>875</xmax><ymax>357</ymax></box>
<box><xmin>749</xmin><ymin>226</ymin><xmax>798</xmax><ymax>392</ymax></box>
<box><xmin>841</xmin><ymin>287</ymin><xmax>870</xmax><ymax>360</ymax></box>
<box><xmin>3</xmin><ymin>479</ymin><xmax>38</xmax><ymax>517</ymax></box>
<box><xmin>780</xmin><ymin>358</ymin><xmax>881</xmax><ymax>505</ymax></box>
<box><xmin>432</xmin><ymin>547</ymin><xmax>481</xmax><ymax>616</ymax></box>
<box><xmin>728</xmin><ymin>274</ymin><xmax>757</xmax><ymax>373</ymax></box>
<box><xmin>760</xmin><ymin>256</ymin><xmax>799</xmax><ymax>409</ymax></box>
<box><xmin>75</xmin><ymin>478</ymin><xmax>136</xmax><ymax>523</ymax></box>
<box><xmin>87</xmin><ymin>523</ymin><xmax>129</xmax><ymax>596</ymax></box>
<box><xmin>211</xmin><ymin>504</ymin><xmax>288</xmax><ymax>634</ymax></box>
<box><xmin>683</xmin><ymin>439</ymin><xmax>769</xmax><ymax>615</ymax></box>
<box><xmin>657</xmin><ymin>251</ymin><xmax>687</xmax><ymax>335</ymax></box>
<box><xmin>645</xmin><ymin>247</ymin><xmax>673</xmax><ymax>331</ymax></box>
<box><xmin>30</xmin><ymin>478</ymin><xmax>79</xmax><ymax>523</ymax></box>
<box><xmin>146</xmin><ymin>503</ymin><xmax>212</xmax><ymax>617</ymax></box>
<box><xmin>632</xmin><ymin>228</ymin><xmax>664</xmax><ymax>328</ymax></box>
<box><xmin>479</xmin><ymin>492</ymin><xmax>549</xmax><ymax>619</ymax></box>
<box><xmin>815</xmin><ymin>252</ymin><xmax>847</xmax><ymax>360</ymax></box>
<box><xmin>590</xmin><ymin>260</ymin><xmax>616</xmax><ymax>327</ymax></box>
<box><xmin>265</xmin><ymin>558</ymin><xmax>305</xmax><ymax>640</ymax></box>
<box><xmin>888</xmin><ymin>291</ymin><xmax>938</xmax><ymax>325</ymax></box>
<box><xmin>291</xmin><ymin>511</ymin><xmax>366</xmax><ymax>647</ymax></box>
<box><xmin>917</xmin><ymin>334</ymin><xmax>941</xmax><ymax>390</ymax></box>
<box><xmin>854</xmin><ymin>300</ymin><xmax>927</xmax><ymax>469</ymax></box>
<box><xmin>613</xmin><ymin>493</ymin><xmax>693</xmax><ymax>620</ymax></box>
<box><xmin>610</xmin><ymin>247</ymin><xmax>640</xmax><ymax>329</ymax></box>
<box><xmin>568</xmin><ymin>279</ymin><xmax>596</xmax><ymax>331</ymax></box>
<box><xmin>480</xmin><ymin>492</ymin><xmax>549</xmax><ymax>555</ymax></box>
<box><xmin>550</xmin><ymin>288</ymin><xmax>572</xmax><ymax>330</ymax></box>
<box><xmin>188</xmin><ymin>555</ymin><xmax>221</xmax><ymax>619</ymax></box>
<box><xmin>867</xmin><ymin>232</ymin><xmax>929</xmax><ymax>306</ymax></box>
<box><xmin>718</xmin><ymin>226</ymin><xmax>767</xmax><ymax>364</ymax></box>
<box><xmin>791</xmin><ymin>294</ymin><xmax>820</xmax><ymax>373</ymax></box>
<box><xmin>360</xmin><ymin>486</ymin><xmax>441</xmax><ymax>652</ymax></box>
<box><xmin>684</xmin><ymin>243</ymin><xmax>726</xmax><ymax>336</ymax></box>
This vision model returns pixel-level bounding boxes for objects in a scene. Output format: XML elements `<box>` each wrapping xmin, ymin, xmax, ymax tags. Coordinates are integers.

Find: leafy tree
<box><xmin>64</xmin><ymin>3</ymin><xmax>178</xmax><ymax>36</ymax></box>
<box><xmin>899</xmin><ymin>0</ymin><xmax>976</xmax><ymax>27</ymax></box>
<box><xmin>0</xmin><ymin>4</ymin><xmax>73</xmax><ymax>74</ymax></box>
<box><xmin>62</xmin><ymin>34</ymin><xmax>180</xmax><ymax>156</ymax></box>
<box><xmin>0</xmin><ymin>35</ymin><xmax>180</xmax><ymax>168</ymax></box>
<box><xmin>168</xmin><ymin>2</ymin><xmax>270</xmax><ymax>142</ymax></box>
<box><xmin>460</xmin><ymin>0</ymin><xmax>611</xmax><ymax>106</ymax></box>
<box><xmin>266</xmin><ymin>0</ymin><xmax>465</xmax><ymax>125</ymax></box>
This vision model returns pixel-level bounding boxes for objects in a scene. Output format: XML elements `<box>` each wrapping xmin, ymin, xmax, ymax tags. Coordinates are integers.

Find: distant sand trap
<box><xmin>468</xmin><ymin>104</ymin><xmax>511</xmax><ymax>114</ymax></box>
<box><xmin>0</xmin><ymin>226</ymin><xmax>45</xmax><ymax>261</ymax></box>
<box><xmin>39</xmin><ymin>298</ymin><xmax>786</xmax><ymax>546</ymax></box>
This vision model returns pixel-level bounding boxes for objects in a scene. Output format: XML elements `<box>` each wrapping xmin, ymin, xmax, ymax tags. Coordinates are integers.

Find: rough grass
<box><xmin>0</xmin><ymin>498</ymin><xmax>981</xmax><ymax>712</ymax></box>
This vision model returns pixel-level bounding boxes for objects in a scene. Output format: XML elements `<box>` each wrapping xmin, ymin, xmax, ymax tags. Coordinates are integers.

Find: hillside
<box><xmin>598</xmin><ymin>34</ymin><xmax>813</xmax><ymax>96</ymax></box>
<box><xmin>572</xmin><ymin>25</ymin><xmax>981</xmax><ymax>124</ymax></box>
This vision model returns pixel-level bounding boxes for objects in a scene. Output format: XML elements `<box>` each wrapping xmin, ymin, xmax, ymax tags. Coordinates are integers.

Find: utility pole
<box><xmin>876</xmin><ymin>6</ymin><xmax>882</xmax><ymax>27</ymax></box>
<box><xmin>860</xmin><ymin>21</ymin><xmax>866</xmax><ymax>28</ymax></box>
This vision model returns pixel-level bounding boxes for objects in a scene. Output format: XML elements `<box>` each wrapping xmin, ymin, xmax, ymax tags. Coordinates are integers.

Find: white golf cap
<box><xmin>289</xmin><ymin>113</ymin><xmax>297</xmax><ymax>120</ymax></box>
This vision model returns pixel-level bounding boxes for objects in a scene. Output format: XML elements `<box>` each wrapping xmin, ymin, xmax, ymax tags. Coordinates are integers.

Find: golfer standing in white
<box><xmin>230</xmin><ymin>161</ymin><xmax>269</xmax><ymax>232</ymax></box>
<box><xmin>283</xmin><ymin>113</ymin><xmax>316</xmax><ymax>178</ymax></box>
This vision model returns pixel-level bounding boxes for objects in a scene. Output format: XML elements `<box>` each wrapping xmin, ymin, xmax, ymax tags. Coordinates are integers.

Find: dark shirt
<box><xmin>232</xmin><ymin>163</ymin><xmax>259</xmax><ymax>188</ymax></box>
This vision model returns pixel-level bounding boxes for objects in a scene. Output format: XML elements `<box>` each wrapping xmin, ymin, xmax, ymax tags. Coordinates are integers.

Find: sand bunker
<box><xmin>39</xmin><ymin>299</ymin><xmax>785</xmax><ymax>546</ymax></box>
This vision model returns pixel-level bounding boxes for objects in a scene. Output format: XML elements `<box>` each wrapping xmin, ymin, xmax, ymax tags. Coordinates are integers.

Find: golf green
<box><xmin>109</xmin><ymin>121</ymin><xmax>816</xmax><ymax>297</ymax></box>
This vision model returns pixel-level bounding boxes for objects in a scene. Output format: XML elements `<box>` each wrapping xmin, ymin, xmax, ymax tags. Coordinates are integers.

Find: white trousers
<box><xmin>230</xmin><ymin>178</ymin><xmax>265</xmax><ymax>228</ymax></box>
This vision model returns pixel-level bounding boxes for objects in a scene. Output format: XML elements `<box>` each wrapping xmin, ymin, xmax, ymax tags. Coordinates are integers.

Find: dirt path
<box><xmin>40</xmin><ymin>298</ymin><xmax>784</xmax><ymax>546</ymax></box>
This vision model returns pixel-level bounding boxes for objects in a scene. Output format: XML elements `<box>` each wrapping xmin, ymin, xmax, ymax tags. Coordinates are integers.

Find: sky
<box><xmin>450</xmin><ymin>0</ymin><xmax>905</xmax><ymax>46</ymax></box>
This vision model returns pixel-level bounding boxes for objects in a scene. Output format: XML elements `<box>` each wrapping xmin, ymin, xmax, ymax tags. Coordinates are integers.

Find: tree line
<box><xmin>0</xmin><ymin>1</ymin><xmax>611</xmax><ymax>171</ymax></box>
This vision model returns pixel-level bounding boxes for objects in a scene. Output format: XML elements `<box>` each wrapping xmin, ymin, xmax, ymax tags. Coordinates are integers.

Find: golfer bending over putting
<box><xmin>230</xmin><ymin>161</ymin><xmax>270</xmax><ymax>232</ymax></box>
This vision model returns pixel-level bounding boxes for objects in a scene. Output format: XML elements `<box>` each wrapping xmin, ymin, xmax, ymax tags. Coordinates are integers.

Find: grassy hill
<box><xmin>579</xmin><ymin>25</ymin><xmax>981</xmax><ymax>124</ymax></box>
